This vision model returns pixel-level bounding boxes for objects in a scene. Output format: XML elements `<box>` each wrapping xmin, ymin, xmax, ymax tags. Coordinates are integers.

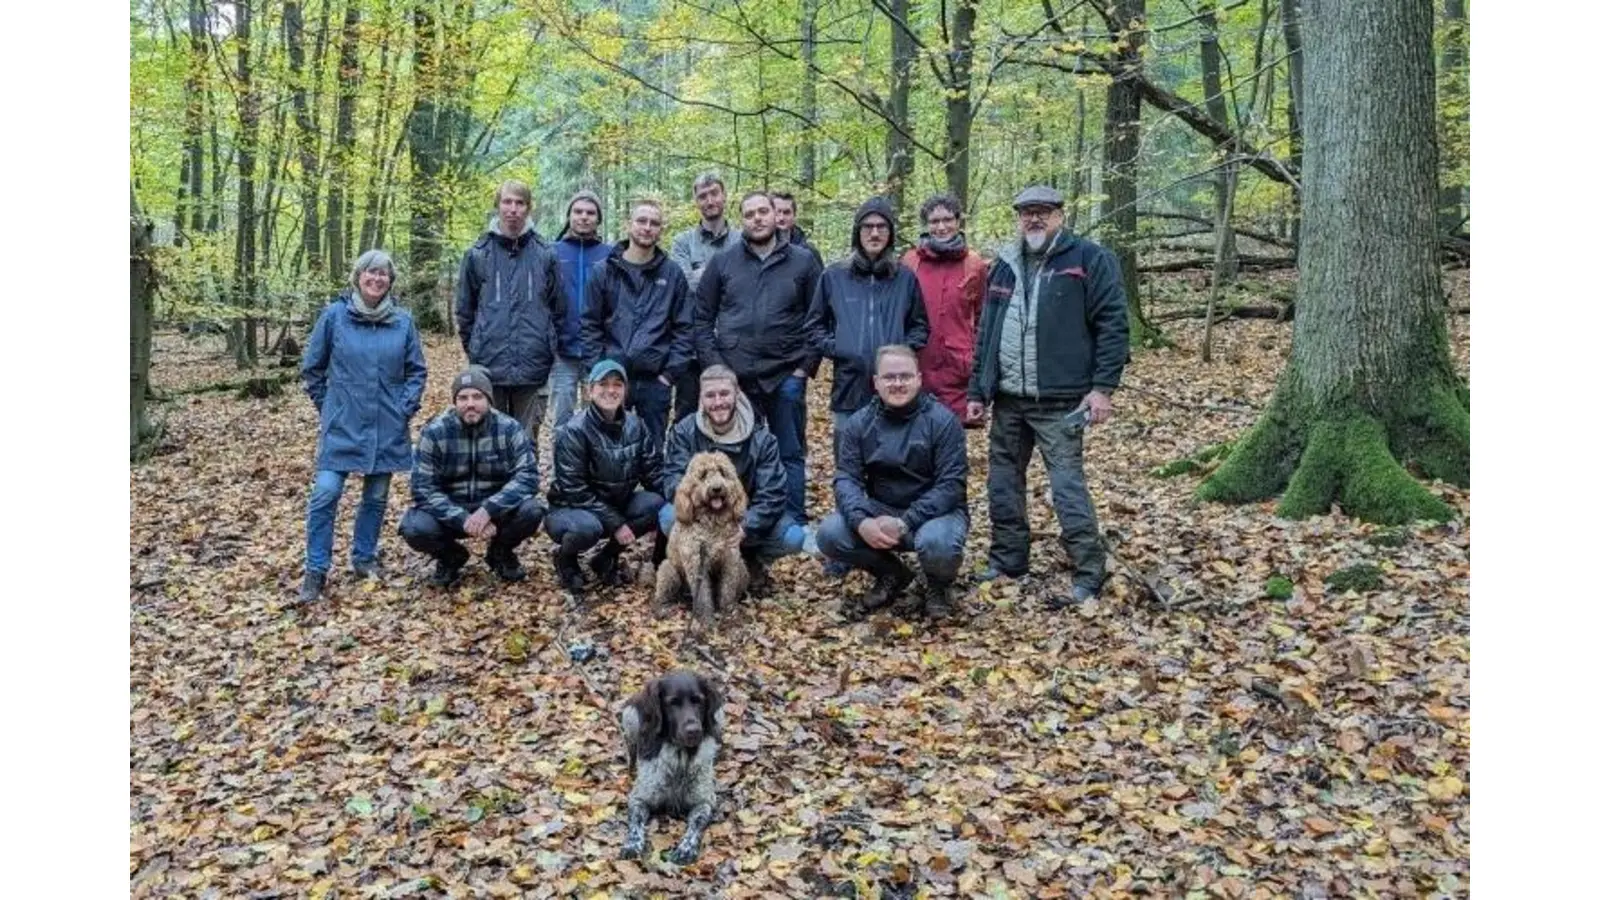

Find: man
<box><xmin>818</xmin><ymin>346</ymin><xmax>968</xmax><ymax>620</ymax></box>
<box><xmin>967</xmin><ymin>185</ymin><xmax>1130</xmax><ymax>606</ymax></box>
<box><xmin>695</xmin><ymin>191</ymin><xmax>824</xmax><ymax>525</ymax></box>
<box><xmin>581</xmin><ymin>200</ymin><xmax>693</xmax><ymax>447</ymax></box>
<box><xmin>669</xmin><ymin>173</ymin><xmax>742</xmax><ymax>426</ymax></box>
<box><xmin>456</xmin><ymin>180</ymin><xmax>565</xmax><ymax>445</ymax></box>
<box><xmin>546</xmin><ymin>360</ymin><xmax>667</xmax><ymax>596</ymax></box>
<box><xmin>903</xmin><ymin>192</ymin><xmax>989</xmax><ymax>425</ymax></box>
<box><xmin>401</xmin><ymin>367</ymin><xmax>547</xmax><ymax>587</ymax></box>
<box><xmin>659</xmin><ymin>365</ymin><xmax>806</xmax><ymax>592</ymax></box>
<box><xmin>771</xmin><ymin>190</ymin><xmax>822</xmax><ymax>265</ymax></box>
<box><xmin>551</xmin><ymin>189</ymin><xmax>613</xmax><ymax>430</ymax></box>
<box><xmin>806</xmin><ymin>195</ymin><xmax>929</xmax><ymax>434</ymax></box>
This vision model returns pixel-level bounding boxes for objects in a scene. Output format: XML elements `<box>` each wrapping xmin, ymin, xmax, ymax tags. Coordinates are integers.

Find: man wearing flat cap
<box><xmin>545</xmin><ymin>359</ymin><xmax>667</xmax><ymax>595</ymax></box>
<box><xmin>400</xmin><ymin>366</ymin><xmax>548</xmax><ymax>587</ymax></box>
<box><xmin>967</xmin><ymin>185</ymin><xmax>1130</xmax><ymax>607</ymax></box>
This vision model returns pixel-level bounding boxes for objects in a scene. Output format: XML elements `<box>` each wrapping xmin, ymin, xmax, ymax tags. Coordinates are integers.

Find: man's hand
<box><xmin>1084</xmin><ymin>389</ymin><xmax>1114</xmax><ymax>425</ymax></box>
<box><xmin>858</xmin><ymin>517</ymin><xmax>899</xmax><ymax>551</ymax></box>
<box><xmin>879</xmin><ymin>517</ymin><xmax>907</xmax><ymax>545</ymax></box>
<box><xmin>614</xmin><ymin>524</ymin><xmax>636</xmax><ymax>546</ymax></box>
<box><xmin>464</xmin><ymin>507</ymin><xmax>493</xmax><ymax>538</ymax></box>
<box><xmin>966</xmin><ymin>401</ymin><xmax>987</xmax><ymax>424</ymax></box>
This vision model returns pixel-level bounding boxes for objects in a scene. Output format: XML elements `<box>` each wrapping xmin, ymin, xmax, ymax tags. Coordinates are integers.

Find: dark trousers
<box><xmin>985</xmin><ymin>393</ymin><xmax>1106</xmax><ymax>588</ymax></box>
<box><xmin>545</xmin><ymin>491</ymin><xmax>666</xmax><ymax>557</ymax></box>
<box><xmin>745</xmin><ymin>374</ymin><xmax>809</xmax><ymax>524</ymax></box>
<box><xmin>399</xmin><ymin>498</ymin><xmax>547</xmax><ymax>564</ymax></box>
<box><xmin>671</xmin><ymin>361</ymin><xmax>701</xmax><ymax>428</ymax></box>
<box><xmin>816</xmin><ymin>511</ymin><xmax>968</xmax><ymax>588</ymax></box>
<box><xmin>628</xmin><ymin>377</ymin><xmax>674</xmax><ymax>451</ymax></box>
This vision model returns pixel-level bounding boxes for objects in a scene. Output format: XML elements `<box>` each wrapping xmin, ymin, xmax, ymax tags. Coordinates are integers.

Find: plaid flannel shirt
<box><xmin>410</xmin><ymin>408</ymin><xmax>540</xmax><ymax>528</ymax></box>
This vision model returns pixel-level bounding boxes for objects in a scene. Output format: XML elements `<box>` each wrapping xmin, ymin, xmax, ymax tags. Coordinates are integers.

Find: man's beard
<box><xmin>1024</xmin><ymin>230</ymin><xmax>1049</xmax><ymax>251</ymax></box>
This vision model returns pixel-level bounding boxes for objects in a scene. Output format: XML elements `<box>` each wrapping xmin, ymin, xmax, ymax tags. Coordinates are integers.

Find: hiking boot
<box><xmin>556</xmin><ymin>552</ymin><xmax>586</xmax><ymax>594</ymax></box>
<box><xmin>924</xmin><ymin>582</ymin><xmax>956</xmax><ymax>621</ymax></box>
<box><xmin>298</xmin><ymin>571</ymin><xmax>326</xmax><ymax>603</ymax></box>
<box><xmin>487</xmin><ymin>547</ymin><xmax>527</xmax><ymax>582</ymax></box>
<box><xmin>351</xmin><ymin>559</ymin><xmax>381</xmax><ymax>580</ymax></box>
<box><xmin>1045</xmin><ymin>584</ymin><xmax>1099</xmax><ymax>611</ymax></box>
<box><xmin>976</xmin><ymin>566</ymin><xmax>1026</xmax><ymax>584</ymax></box>
<box><xmin>862</xmin><ymin>565</ymin><xmax>913</xmax><ymax>612</ymax></box>
<box><xmin>747</xmin><ymin>559</ymin><xmax>773</xmax><ymax>597</ymax></box>
<box><xmin>429</xmin><ymin>550</ymin><xmax>467</xmax><ymax>588</ymax></box>
<box><xmin>591</xmin><ymin>544</ymin><xmax>626</xmax><ymax>587</ymax></box>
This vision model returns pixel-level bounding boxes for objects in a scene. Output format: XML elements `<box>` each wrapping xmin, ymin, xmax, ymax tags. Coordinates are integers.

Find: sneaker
<box><xmin>429</xmin><ymin>557</ymin><xmax>465</xmax><ymax>588</ymax></box>
<box><xmin>351</xmin><ymin>559</ymin><xmax>381</xmax><ymax>580</ymax></box>
<box><xmin>487</xmin><ymin>547</ymin><xmax>527</xmax><ymax>582</ymax></box>
<box><xmin>556</xmin><ymin>553</ymin><xmax>586</xmax><ymax>594</ymax></box>
<box><xmin>862</xmin><ymin>565</ymin><xmax>913</xmax><ymax>612</ymax></box>
<box><xmin>298</xmin><ymin>571</ymin><xmax>326</xmax><ymax>603</ymax></box>
<box><xmin>924</xmin><ymin>582</ymin><xmax>956</xmax><ymax>621</ymax></box>
<box><xmin>1044</xmin><ymin>584</ymin><xmax>1098</xmax><ymax>610</ymax></box>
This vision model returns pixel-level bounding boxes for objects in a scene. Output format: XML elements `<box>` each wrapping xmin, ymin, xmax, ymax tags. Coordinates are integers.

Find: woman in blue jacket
<box><xmin>298</xmin><ymin>250</ymin><xmax>429</xmax><ymax>602</ymax></box>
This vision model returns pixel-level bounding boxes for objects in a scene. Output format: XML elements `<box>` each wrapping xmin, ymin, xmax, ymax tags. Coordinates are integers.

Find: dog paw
<box><xmin>664</xmin><ymin>844</ymin><xmax>701</xmax><ymax>866</ymax></box>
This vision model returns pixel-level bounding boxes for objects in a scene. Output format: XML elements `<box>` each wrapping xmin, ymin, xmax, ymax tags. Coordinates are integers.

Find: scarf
<box><xmin>697</xmin><ymin>392</ymin><xmax>755</xmax><ymax>445</ymax></box>
<box><xmin>349</xmin><ymin>292</ymin><xmax>396</xmax><ymax>323</ymax></box>
<box><xmin>918</xmin><ymin>231</ymin><xmax>968</xmax><ymax>260</ymax></box>
<box><xmin>851</xmin><ymin>249</ymin><xmax>896</xmax><ymax>278</ymax></box>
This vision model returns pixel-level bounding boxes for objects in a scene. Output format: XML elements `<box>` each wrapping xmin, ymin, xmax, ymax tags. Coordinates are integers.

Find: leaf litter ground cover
<box><xmin>131</xmin><ymin>282</ymin><xmax>1469</xmax><ymax>898</ymax></box>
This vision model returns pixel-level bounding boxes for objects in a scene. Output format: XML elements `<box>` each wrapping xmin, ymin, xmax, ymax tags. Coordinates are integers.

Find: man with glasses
<box><xmin>903</xmin><ymin>193</ymin><xmax>988</xmax><ymax>425</ymax></box>
<box><xmin>818</xmin><ymin>345</ymin><xmax>968</xmax><ymax>621</ymax></box>
<box><xmin>967</xmin><ymin>185</ymin><xmax>1129</xmax><ymax>607</ymax></box>
<box><xmin>582</xmin><ymin>199</ymin><xmax>693</xmax><ymax>447</ymax></box>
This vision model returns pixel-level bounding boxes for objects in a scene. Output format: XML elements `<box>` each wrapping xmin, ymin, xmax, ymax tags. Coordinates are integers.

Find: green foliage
<box><xmin>1325</xmin><ymin>563</ymin><xmax>1383</xmax><ymax>595</ymax></box>
<box><xmin>1152</xmin><ymin>441</ymin><xmax>1233</xmax><ymax>478</ymax></box>
<box><xmin>1263</xmin><ymin>574</ymin><xmax>1294</xmax><ymax>600</ymax></box>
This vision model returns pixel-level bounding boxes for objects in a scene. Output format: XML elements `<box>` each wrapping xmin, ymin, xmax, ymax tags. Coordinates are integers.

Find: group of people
<box><xmin>297</xmin><ymin>174</ymin><xmax>1129</xmax><ymax>618</ymax></box>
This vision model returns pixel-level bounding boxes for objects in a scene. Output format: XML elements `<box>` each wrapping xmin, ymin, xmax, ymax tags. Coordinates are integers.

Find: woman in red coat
<box><xmin>902</xmin><ymin>193</ymin><xmax>989</xmax><ymax>427</ymax></box>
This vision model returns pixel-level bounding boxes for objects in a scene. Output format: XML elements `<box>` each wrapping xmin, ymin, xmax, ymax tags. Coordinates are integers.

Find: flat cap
<box><xmin>1012</xmin><ymin>185</ymin><xmax>1065</xmax><ymax>210</ymax></box>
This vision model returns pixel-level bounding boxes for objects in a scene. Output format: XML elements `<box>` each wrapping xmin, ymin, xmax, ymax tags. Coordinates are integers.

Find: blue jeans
<box><xmin>546</xmin><ymin>356</ymin><xmax>585</xmax><ymax>433</ymax></box>
<box><xmin>747</xmin><ymin>374</ymin><xmax>809</xmax><ymax>523</ymax></box>
<box><xmin>816</xmin><ymin>510</ymin><xmax>968</xmax><ymax>587</ymax></box>
<box><xmin>305</xmin><ymin>470</ymin><xmax>393</xmax><ymax>575</ymax></box>
<box><xmin>628</xmin><ymin>376</ymin><xmax>674</xmax><ymax>450</ymax></box>
<box><xmin>658</xmin><ymin>504</ymin><xmax>806</xmax><ymax>561</ymax></box>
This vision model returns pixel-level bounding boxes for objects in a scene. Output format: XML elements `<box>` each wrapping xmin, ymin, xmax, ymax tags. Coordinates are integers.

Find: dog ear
<box><xmin>673</xmin><ymin>466</ymin><xmax>698</xmax><ymax>526</ymax></box>
<box><xmin>698</xmin><ymin>675</ymin><xmax>725</xmax><ymax>741</ymax></box>
<box><xmin>622</xmin><ymin>679</ymin><xmax>666</xmax><ymax>762</ymax></box>
<box><xmin>728</xmin><ymin>475</ymin><xmax>748</xmax><ymax>522</ymax></box>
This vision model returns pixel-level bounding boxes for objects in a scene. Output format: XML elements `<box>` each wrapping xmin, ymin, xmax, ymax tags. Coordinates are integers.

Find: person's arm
<box><xmin>552</xmin><ymin>426</ymin><xmax>625</xmax><ymax>533</ymax></box>
<box><xmin>899</xmin><ymin>413</ymin><xmax>968</xmax><ymax>531</ymax></box>
<box><xmin>832</xmin><ymin>414</ymin><xmax>875</xmax><ymax>532</ymax></box>
<box><xmin>544</xmin><ymin>249</ymin><xmax>566</xmax><ymax>364</ymax></box>
<box><xmin>799</xmin><ymin>254</ymin><xmax>825</xmax><ymax>376</ymax></box>
<box><xmin>967</xmin><ymin>265</ymin><xmax>1003</xmax><ymax>402</ymax></box>
<box><xmin>300</xmin><ymin>306</ymin><xmax>334</xmax><ymax>410</ymax></box>
<box><xmin>412</xmin><ymin>427</ymin><xmax>471</xmax><ymax>528</ymax></box>
<box><xmin>481</xmin><ymin>425</ymin><xmax>540</xmax><ymax>516</ymax></box>
<box><xmin>904</xmin><ymin>275</ymin><xmax>930</xmax><ymax>351</ymax></box>
<box><xmin>402</xmin><ymin>319</ymin><xmax>428</xmax><ymax>418</ymax></box>
<box><xmin>455</xmin><ymin>251</ymin><xmax>478</xmax><ymax>355</ymax></box>
<box><xmin>581</xmin><ymin>263</ymin><xmax>611</xmax><ymax>371</ymax></box>
<box><xmin>743</xmin><ymin>434</ymin><xmax>789</xmax><ymax>535</ymax></box>
<box><xmin>665</xmin><ymin>265</ymin><xmax>694</xmax><ymax>382</ymax></box>
<box><xmin>803</xmin><ymin>270</ymin><xmax>836</xmax><ymax>364</ymax></box>
<box><xmin>694</xmin><ymin>253</ymin><xmax>727</xmax><ymax>370</ymax></box>
<box><xmin>661</xmin><ymin>423</ymin><xmax>691</xmax><ymax>504</ymax></box>
<box><xmin>1086</xmin><ymin>248</ymin><xmax>1131</xmax><ymax>393</ymax></box>
<box><xmin>640</xmin><ymin>427</ymin><xmax>666</xmax><ymax>497</ymax></box>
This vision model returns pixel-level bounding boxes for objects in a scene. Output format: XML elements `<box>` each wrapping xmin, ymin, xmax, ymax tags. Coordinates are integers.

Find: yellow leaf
<box><xmin>1426</xmin><ymin>775</ymin><xmax>1465</xmax><ymax>801</ymax></box>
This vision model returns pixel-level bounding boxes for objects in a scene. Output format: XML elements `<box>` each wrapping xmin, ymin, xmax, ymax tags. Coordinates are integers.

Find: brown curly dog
<box><xmin>654</xmin><ymin>452</ymin><xmax>750</xmax><ymax>630</ymax></box>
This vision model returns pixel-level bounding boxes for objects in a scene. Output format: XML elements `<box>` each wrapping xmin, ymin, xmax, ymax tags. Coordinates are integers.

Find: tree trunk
<box><xmin>132</xmin><ymin>189</ymin><xmax>157</xmax><ymax>455</ymax></box>
<box><xmin>234</xmin><ymin>0</ymin><xmax>260</xmax><ymax>368</ymax></box>
<box><xmin>943</xmin><ymin>0</ymin><xmax>976</xmax><ymax>208</ymax></box>
<box><xmin>360</xmin><ymin>27</ymin><xmax>397</xmax><ymax>254</ymax></box>
<box><xmin>1436</xmin><ymin>0</ymin><xmax>1468</xmax><ymax>232</ymax></box>
<box><xmin>326</xmin><ymin>0</ymin><xmax>360</xmax><ymax>284</ymax></box>
<box><xmin>1198</xmin><ymin>0</ymin><xmax>1466</xmax><ymax>524</ymax></box>
<box><xmin>1065</xmin><ymin>85</ymin><xmax>1087</xmax><ymax>232</ymax></box>
<box><xmin>177</xmin><ymin>0</ymin><xmax>207</xmax><ymax>239</ymax></box>
<box><xmin>1098</xmin><ymin>0</ymin><xmax>1160</xmax><ymax>348</ymax></box>
<box><xmin>1199</xmin><ymin>0</ymin><xmax>1238</xmax><ymax>283</ymax></box>
<box><xmin>408</xmin><ymin>0</ymin><xmax>447</xmax><ymax>312</ymax></box>
<box><xmin>285</xmin><ymin>1</ymin><xmax>324</xmax><ymax>282</ymax></box>
<box><xmin>883</xmin><ymin>0</ymin><xmax>916</xmax><ymax>222</ymax></box>
<box><xmin>1281</xmin><ymin>0</ymin><xmax>1306</xmax><ymax>252</ymax></box>
<box><xmin>798</xmin><ymin>0</ymin><xmax>819</xmax><ymax>200</ymax></box>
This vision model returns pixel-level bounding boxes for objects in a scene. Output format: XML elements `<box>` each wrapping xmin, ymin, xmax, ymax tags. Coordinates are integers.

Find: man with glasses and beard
<box><xmin>967</xmin><ymin>185</ymin><xmax>1129</xmax><ymax>607</ymax></box>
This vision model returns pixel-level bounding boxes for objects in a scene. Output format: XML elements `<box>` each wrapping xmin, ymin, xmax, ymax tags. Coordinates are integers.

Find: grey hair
<box><xmin>350</xmin><ymin>249</ymin><xmax>397</xmax><ymax>290</ymax></box>
<box><xmin>692</xmin><ymin>171</ymin><xmax>726</xmax><ymax>194</ymax></box>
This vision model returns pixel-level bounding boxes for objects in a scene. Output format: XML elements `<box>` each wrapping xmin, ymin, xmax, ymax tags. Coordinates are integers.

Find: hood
<box><xmin>607</xmin><ymin>239</ymin><xmax>666</xmax><ymax>273</ymax></box>
<box><xmin>696</xmin><ymin>391</ymin><xmax>756</xmax><ymax>446</ymax></box>
<box><xmin>488</xmin><ymin>215</ymin><xmax>539</xmax><ymax>251</ymax></box>
<box><xmin>555</xmin><ymin>189</ymin><xmax>605</xmax><ymax>242</ymax></box>
<box><xmin>851</xmin><ymin>196</ymin><xmax>898</xmax><ymax>276</ymax></box>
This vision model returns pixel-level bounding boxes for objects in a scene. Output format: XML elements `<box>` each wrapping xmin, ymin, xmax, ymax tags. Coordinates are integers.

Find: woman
<box><xmin>901</xmin><ymin>193</ymin><xmax>989</xmax><ymax>426</ymax></box>
<box><xmin>298</xmin><ymin>250</ymin><xmax>428</xmax><ymax>602</ymax></box>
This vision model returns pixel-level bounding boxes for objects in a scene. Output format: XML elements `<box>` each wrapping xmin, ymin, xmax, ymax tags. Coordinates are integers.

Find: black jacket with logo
<box><xmin>580</xmin><ymin>241</ymin><xmax>694</xmax><ymax>381</ymax></box>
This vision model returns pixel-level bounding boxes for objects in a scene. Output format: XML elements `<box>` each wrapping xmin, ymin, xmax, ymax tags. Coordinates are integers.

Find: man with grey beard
<box><xmin>967</xmin><ymin>185</ymin><xmax>1129</xmax><ymax>608</ymax></box>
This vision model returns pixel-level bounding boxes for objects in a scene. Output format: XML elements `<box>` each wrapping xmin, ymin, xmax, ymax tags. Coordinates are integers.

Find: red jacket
<box><xmin>903</xmin><ymin>245</ymin><xmax>988</xmax><ymax>421</ymax></box>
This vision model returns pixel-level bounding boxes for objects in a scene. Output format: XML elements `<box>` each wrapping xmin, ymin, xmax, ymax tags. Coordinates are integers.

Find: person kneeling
<box><xmin>660</xmin><ymin>365</ymin><xmax>806</xmax><ymax>595</ymax></box>
<box><xmin>546</xmin><ymin>360</ymin><xmax>668</xmax><ymax>595</ymax></box>
<box><xmin>818</xmin><ymin>345</ymin><xmax>969</xmax><ymax>620</ymax></box>
<box><xmin>400</xmin><ymin>367</ymin><xmax>547</xmax><ymax>586</ymax></box>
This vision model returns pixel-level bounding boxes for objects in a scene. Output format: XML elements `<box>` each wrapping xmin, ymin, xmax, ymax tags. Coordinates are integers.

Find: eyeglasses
<box><xmin>1017</xmin><ymin>207</ymin><xmax>1059</xmax><ymax>221</ymax></box>
<box><xmin>926</xmin><ymin>215</ymin><xmax>959</xmax><ymax>226</ymax></box>
<box><xmin>877</xmin><ymin>372</ymin><xmax>918</xmax><ymax>384</ymax></box>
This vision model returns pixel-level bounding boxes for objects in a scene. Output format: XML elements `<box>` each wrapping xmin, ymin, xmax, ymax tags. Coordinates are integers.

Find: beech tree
<box><xmin>1197</xmin><ymin>0</ymin><xmax>1468</xmax><ymax>523</ymax></box>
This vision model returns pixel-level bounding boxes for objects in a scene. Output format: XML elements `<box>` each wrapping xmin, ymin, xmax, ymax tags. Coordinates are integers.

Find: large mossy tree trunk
<box><xmin>1197</xmin><ymin>0</ymin><xmax>1467</xmax><ymax>525</ymax></box>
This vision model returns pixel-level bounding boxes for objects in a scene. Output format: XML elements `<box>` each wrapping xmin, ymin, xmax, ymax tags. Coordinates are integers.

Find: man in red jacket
<box><xmin>902</xmin><ymin>193</ymin><xmax>989</xmax><ymax>427</ymax></box>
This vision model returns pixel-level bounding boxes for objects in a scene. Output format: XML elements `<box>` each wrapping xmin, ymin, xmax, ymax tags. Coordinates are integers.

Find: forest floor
<box><xmin>130</xmin><ymin>270</ymin><xmax>1471</xmax><ymax>899</ymax></box>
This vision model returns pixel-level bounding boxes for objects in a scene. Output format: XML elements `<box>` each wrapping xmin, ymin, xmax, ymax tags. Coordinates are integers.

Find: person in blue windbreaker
<box><xmin>298</xmin><ymin>250</ymin><xmax>429</xmax><ymax>603</ymax></box>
